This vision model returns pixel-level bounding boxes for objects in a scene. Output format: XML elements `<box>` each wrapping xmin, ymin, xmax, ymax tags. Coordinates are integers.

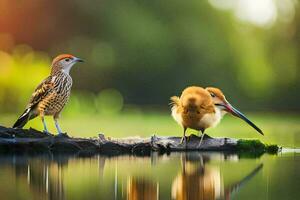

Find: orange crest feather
<box><xmin>52</xmin><ymin>54</ymin><xmax>74</xmax><ymax>64</ymax></box>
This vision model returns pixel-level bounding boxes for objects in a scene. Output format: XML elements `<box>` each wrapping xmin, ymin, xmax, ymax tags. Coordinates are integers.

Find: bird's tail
<box><xmin>170</xmin><ymin>96</ymin><xmax>182</xmax><ymax>123</ymax></box>
<box><xmin>13</xmin><ymin>107</ymin><xmax>35</xmax><ymax>128</ymax></box>
<box><xmin>170</xmin><ymin>96</ymin><xmax>180</xmax><ymax>108</ymax></box>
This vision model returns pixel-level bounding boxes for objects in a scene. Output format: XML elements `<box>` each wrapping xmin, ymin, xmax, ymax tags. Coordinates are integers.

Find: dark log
<box><xmin>0</xmin><ymin>125</ymin><xmax>278</xmax><ymax>155</ymax></box>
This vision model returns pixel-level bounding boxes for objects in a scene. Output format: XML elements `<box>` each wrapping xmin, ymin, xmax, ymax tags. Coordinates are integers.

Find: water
<box><xmin>0</xmin><ymin>151</ymin><xmax>299</xmax><ymax>200</ymax></box>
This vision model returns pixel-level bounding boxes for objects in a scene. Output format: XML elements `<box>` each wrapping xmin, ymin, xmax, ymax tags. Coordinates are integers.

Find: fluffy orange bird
<box><xmin>170</xmin><ymin>86</ymin><xmax>263</xmax><ymax>146</ymax></box>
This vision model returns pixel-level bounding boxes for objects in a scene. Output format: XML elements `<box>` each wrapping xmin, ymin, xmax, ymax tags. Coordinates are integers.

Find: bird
<box><xmin>13</xmin><ymin>54</ymin><xmax>84</xmax><ymax>136</ymax></box>
<box><xmin>170</xmin><ymin>86</ymin><xmax>263</xmax><ymax>146</ymax></box>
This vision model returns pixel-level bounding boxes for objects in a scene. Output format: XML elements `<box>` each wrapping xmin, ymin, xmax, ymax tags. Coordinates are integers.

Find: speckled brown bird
<box><xmin>13</xmin><ymin>54</ymin><xmax>83</xmax><ymax>135</ymax></box>
<box><xmin>171</xmin><ymin>86</ymin><xmax>263</xmax><ymax>146</ymax></box>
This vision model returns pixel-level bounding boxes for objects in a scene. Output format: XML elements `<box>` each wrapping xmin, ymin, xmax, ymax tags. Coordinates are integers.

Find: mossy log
<box><xmin>0</xmin><ymin>125</ymin><xmax>278</xmax><ymax>155</ymax></box>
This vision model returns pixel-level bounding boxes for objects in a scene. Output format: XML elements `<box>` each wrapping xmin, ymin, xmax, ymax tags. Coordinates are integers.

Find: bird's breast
<box><xmin>199</xmin><ymin>107</ymin><xmax>225</xmax><ymax>129</ymax></box>
<box><xmin>180</xmin><ymin>108</ymin><xmax>224</xmax><ymax>130</ymax></box>
<box><xmin>38</xmin><ymin>74</ymin><xmax>73</xmax><ymax>115</ymax></box>
<box><xmin>54</xmin><ymin>74</ymin><xmax>72</xmax><ymax>101</ymax></box>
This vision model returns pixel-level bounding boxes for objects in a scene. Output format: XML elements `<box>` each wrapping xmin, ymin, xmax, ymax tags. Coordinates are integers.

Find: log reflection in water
<box><xmin>0</xmin><ymin>152</ymin><xmax>263</xmax><ymax>200</ymax></box>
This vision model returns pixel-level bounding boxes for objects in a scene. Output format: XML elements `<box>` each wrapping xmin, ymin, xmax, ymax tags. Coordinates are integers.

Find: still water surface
<box><xmin>0</xmin><ymin>151</ymin><xmax>298</xmax><ymax>200</ymax></box>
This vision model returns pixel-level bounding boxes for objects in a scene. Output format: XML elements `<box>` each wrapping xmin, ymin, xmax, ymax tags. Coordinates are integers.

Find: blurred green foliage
<box><xmin>0</xmin><ymin>0</ymin><xmax>299</xmax><ymax>113</ymax></box>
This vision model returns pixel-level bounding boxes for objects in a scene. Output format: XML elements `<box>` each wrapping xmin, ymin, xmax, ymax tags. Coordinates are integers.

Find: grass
<box><xmin>1</xmin><ymin>111</ymin><xmax>300</xmax><ymax>148</ymax></box>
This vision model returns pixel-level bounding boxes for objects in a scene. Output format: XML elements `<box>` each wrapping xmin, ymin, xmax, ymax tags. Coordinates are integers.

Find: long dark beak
<box><xmin>74</xmin><ymin>57</ymin><xmax>84</xmax><ymax>62</ymax></box>
<box><xmin>217</xmin><ymin>102</ymin><xmax>264</xmax><ymax>135</ymax></box>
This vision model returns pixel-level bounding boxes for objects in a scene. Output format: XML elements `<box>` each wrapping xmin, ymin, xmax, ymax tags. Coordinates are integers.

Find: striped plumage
<box><xmin>37</xmin><ymin>71</ymin><xmax>72</xmax><ymax>116</ymax></box>
<box><xmin>13</xmin><ymin>54</ymin><xmax>83</xmax><ymax>135</ymax></box>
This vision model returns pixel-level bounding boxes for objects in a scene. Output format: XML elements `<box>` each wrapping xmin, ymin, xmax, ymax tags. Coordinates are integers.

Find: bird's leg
<box><xmin>180</xmin><ymin>136</ymin><xmax>185</xmax><ymax>144</ymax></box>
<box><xmin>54</xmin><ymin>116</ymin><xmax>64</xmax><ymax>136</ymax></box>
<box><xmin>187</xmin><ymin>136</ymin><xmax>191</xmax><ymax>142</ymax></box>
<box><xmin>180</xmin><ymin>127</ymin><xmax>187</xmax><ymax>145</ymax></box>
<box><xmin>41</xmin><ymin>115</ymin><xmax>50</xmax><ymax>135</ymax></box>
<box><xmin>197</xmin><ymin>129</ymin><xmax>205</xmax><ymax>148</ymax></box>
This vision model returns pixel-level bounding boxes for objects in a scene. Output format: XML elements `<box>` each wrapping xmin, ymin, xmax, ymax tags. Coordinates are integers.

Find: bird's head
<box><xmin>206</xmin><ymin>87</ymin><xmax>264</xmax><ymax>135</ymax></box>
<box><xmin>51</xmin><ymin>54</ymin><xmax>83</xmax><ymax>74</ymax></box>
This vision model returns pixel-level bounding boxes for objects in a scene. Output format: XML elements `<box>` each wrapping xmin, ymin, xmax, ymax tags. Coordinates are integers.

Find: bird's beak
<box><xmin>216</xmin><ymin>102</ymin><xmax>264</xmax><ymax>135</ymax></box>
<box><xmin>74</xmin><ymin>57</ymin><xmax>84</xmax><ymax>63</ymax></box>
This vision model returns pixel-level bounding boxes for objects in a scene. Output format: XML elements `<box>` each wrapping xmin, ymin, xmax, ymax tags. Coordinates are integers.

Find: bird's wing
<box><xmin>27</xmin><ymin>76</ymin><xmax>56</xmax><ymax>108</ymax></box>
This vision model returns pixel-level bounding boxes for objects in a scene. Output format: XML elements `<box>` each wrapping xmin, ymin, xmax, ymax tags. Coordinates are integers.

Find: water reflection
<box><xmin>171</xmin><ymin>153</ymin><xmax>263</xmax><ymax>200</ymax></box>
<box><xmin>6</xmin><ymin>155</ymin><xmax>68</xmax><ymax>200</ymax></box>
<box><xmin>0</xmin><ymin>152</ymin><xmax>264</xmax><ymax>200</ymax></box>
<box><xmin>172</xmin><ymin>154</ymin><xmax>222</xmax><ymax>200</ymax></box>
<box><xmin>127</xmin><ymin>177</ymin><xmax>158</xmax><ymax>200</ymax></box>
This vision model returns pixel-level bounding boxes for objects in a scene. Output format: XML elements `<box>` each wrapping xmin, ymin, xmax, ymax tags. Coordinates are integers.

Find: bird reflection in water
<box><xmin>127</xmin><ymin>177</ymin><xmax>159</xmax><ymax>200</ymax></box>
<box><xmin>0</xmin><ymin>153</ymin><xmax>263</xmax><ymax>200</ymax></box>
<box><xmin>3</xmin><ymin>155</ymin><xmax>109</xmax><ymax>200</ymax></box>
<box><xmin>171</xmin><ymin>153</ymin><xmax>263</xmax><ymax>200</ymax></box>
<box><xmin>8</xmin><ymin>155</ymin><xmax>68</xmax><ymax>200</ymax></box>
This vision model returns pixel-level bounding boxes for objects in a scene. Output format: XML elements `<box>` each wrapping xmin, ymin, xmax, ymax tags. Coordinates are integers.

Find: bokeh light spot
<box><xmin>96</xmin><ymin>89</ymin><xmax>124</xmax><ymax>115</ymax></box>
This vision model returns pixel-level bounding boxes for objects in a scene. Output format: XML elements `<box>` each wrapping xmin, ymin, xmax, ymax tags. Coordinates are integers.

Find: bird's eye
<box><xmin>210</xmin><ymin>93</ymin><xmax>216</xmax><ymax>97</ymax></box>
<box><xmin>65</xmin><ymin>58</ymin><xmax>70</xmax><ymax>62</ymax></box>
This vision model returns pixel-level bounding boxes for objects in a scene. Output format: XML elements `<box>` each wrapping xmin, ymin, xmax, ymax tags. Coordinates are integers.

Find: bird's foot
<box><xmin>179</xmin><ymin>136</ymin><xmax>188</xmax><ymax>148</ymax></box>
<box><xmin>197</xmin><ymin>141</ymin><xmax>203</xmax><ymax>149</ymax></box>
<box><xmin>197</xmin><ymin>134</ymin><xmax>205</xmax><ymax>148</ymax></box>
<box><xmin>179</xmin><ymin>136</ymin><xmax>186</xmax><ymax>144</ymax></box>
<box><xmin>56</xmin><ymin>132</ymin><xmax>69</xmax><ymax>138</ymax></box>
<box><xmin>43</xmin><ymin>130</ymin><xmax>52</xmax><ymax>136</ymax></box>
<box><xmin>187</xmin><ymin>135</ymin><xmax>191</xmax><ymax>142</ymax></box>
